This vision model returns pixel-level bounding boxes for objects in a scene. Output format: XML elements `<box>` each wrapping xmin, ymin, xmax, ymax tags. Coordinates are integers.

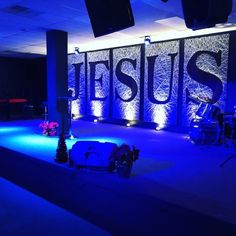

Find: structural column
<box><xmin>46</xmin><ymin>30</ymin><xmax>69</xmax><ymax>135</ymax></box>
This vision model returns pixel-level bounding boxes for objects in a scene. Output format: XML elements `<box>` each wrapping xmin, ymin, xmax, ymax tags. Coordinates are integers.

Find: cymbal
<box><xmin>188</xmin><ymin>94</ymin><xmax>212</xmax><ymax>103</ymax></box>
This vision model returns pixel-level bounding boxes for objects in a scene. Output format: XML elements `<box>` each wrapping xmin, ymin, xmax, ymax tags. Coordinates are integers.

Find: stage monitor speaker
<box><xmin>85</xmin><ymin>0</ymin><xmax>134</xmax><ymax>37</ymax></box>
<box><xmin>181</xmin><ymin>0</ymin><xmax>233</xmax><ymax>30</ymax></box>
<box><xmin>69</xmin><ymin>141</ymin><xmax>117</xmax><ymax>170</ymax></box>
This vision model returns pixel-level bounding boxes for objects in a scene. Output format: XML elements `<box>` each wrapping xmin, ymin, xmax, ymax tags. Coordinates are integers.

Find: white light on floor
<box><xmin>156</xmin><ymin>124</ymin><xmax>164</xmax><ymax>131</ymax></box>
<box><xmin>69</xmin><ymin>134</ymin><xmax>75</xmax><ymax>140</ymax></box>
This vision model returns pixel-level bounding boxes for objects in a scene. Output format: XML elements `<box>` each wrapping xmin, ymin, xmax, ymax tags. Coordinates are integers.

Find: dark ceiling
<box><xmin>0</xmin><ymin>0</ymin><xmax>235</xmax><ymax>58</ymax></box>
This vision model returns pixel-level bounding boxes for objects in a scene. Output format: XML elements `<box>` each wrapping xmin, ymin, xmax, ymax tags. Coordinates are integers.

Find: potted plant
<box><xmin>111</xmin><ymin>144</ymin><xmax>139</xmax><ymax>178</ymax></box>
<box><xmin>39</xmin><ymin>121</ymin><xmax>59</xmax><ymax>136</ymax></box>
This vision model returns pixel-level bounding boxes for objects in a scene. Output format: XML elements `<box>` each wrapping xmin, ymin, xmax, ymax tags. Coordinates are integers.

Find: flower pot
<box><xmin>117</xmin><ymin>162</ymin><xmax>133</xmax><ymax>178</ymax></box>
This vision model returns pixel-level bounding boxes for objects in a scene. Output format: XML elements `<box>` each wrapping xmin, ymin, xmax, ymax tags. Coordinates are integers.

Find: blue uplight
<box><xmin>0</xmin><ymin>126</ymin><xmax>29</xmax><ymax>134</ymax></box>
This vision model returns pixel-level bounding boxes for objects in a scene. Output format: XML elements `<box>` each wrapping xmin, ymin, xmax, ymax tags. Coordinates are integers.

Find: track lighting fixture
<box><xmin>74</xmin><ymin>47</ymin><xmax>80</xmax><ymax>54</ymax></box>
<box><xmin>144</xmin><ymin>36</ymin><xmax>151</xmax><ymax>45</ymax></box>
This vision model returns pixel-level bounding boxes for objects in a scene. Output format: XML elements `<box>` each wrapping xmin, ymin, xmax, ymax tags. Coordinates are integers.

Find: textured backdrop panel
<box><xmin>112</xmin><ymin>46</ymin><xmax>141</xmax><ymax>120</ymax></box>
<box><xmin>144</xmin><ymin>41</ymin><xmax>179</xmax><ymax>126</ymax></box>
<box><xmin>87</xmin><ymin>50</ymin><xmax>110</xmax><ymax>117</ymax></box>
<box><xmin>68</xmin><ymin>53</ymin><xmax>86</xmax><ymax>116</ymax></box>
<box><xmin>183</xmin><ymin>34</ymin><xmax>229</xmax><ymax>125</ymax></box>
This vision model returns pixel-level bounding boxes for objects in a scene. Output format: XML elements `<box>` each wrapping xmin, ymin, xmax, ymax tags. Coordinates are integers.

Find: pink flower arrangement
<box><xmin>39</xmin><ymin>121</ymin><xmax>59</xmax><ymax>136</ymax></box>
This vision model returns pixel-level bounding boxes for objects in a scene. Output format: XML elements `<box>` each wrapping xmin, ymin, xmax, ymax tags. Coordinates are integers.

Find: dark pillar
<box><xmin>226</xmin><ymin>32</ymin><xmax>236</xmax><ymax>113</ymax></box>
<box><xmin>46</xmin><ymin>30</ymin><xmax>69</xmax><ymax>135</ymax></box>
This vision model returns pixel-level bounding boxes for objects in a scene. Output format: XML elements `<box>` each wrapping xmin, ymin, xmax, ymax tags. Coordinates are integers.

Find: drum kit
<box><xmin>189</xmin><ymin>95</ymin><xmax>222</xmax><ymax>145</ymax></box>
<box><xmin>189</xmin><ymin>97</ymin><xmax>236</xmax><ymax>167</ymax></box>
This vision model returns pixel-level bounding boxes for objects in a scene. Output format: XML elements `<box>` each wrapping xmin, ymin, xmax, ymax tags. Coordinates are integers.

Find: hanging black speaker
<box><xmin>182</xmin><ymin>0</ymin><xmax>233</xmax><ymax>30</ymax></box>
<box><xmin>85</xmin><ymin>0</ymin><xmax>134</xmax><ymax>37</ymax></box>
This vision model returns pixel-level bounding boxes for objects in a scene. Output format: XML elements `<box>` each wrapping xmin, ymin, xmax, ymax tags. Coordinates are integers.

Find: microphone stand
<box><xmin>67</xmin><ymin>97</ymin><xmax>75</xmax><ymax>139</ymax></box>
<box><xmin>44</xmin><ymin>105</ymin><xmax>48</xmax><ymax>121</ymax></box>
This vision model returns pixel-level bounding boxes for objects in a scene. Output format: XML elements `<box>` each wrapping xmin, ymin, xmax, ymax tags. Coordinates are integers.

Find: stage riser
<box><xmin>1</xmin><ymin>146</ymin><xmax>235</xmax><ymax>235</ymax></box>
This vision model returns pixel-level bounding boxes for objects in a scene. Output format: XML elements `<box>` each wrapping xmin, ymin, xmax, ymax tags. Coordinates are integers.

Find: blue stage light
<box><xmin>1</xmin><ymin>132</ymin><xmax>124</xmax><ymax>162</ymax></box>
<box><xmin>0</xmin><ymin>126</ymin><xmax>29</xmax><ymax>133</ymax></box>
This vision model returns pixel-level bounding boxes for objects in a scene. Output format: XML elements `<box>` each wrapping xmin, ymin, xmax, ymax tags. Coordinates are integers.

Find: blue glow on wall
<box><xmin>144</xmin><ymin>41</ymin><xmax>179</xmax><ymax>127</ymax></box>
<box><xmin>68</xmin><ymin>53</ymin><xmax>86</xmax><ymax>116</ymax></box>
<box><xmin>68</xmin><ymin>33</ymin><xmax>230</xmax><ymax>128</ymax></box>
<box><xmin>87</xmin><ymin>50</ymin><xmax>110</xmax><ymax>117</ymax></box>
<box><xmin>183</xmin><ymin>34</ymin><xmax>229</xmax><ymax>125</ymax></box>
<box><xmin>112</xmin><ymin>46</ymin><xmax>141</xmax><ymax>120</ymax></box>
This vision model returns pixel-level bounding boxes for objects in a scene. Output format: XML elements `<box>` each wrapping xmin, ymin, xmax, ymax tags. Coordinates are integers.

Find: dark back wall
<box><xmin>0</xmin><ymin>57</ymin><xmax>47</xmax><ymax>107</ymax></box>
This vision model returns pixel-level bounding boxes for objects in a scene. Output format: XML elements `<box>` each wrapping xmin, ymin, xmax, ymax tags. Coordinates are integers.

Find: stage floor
<box><xmin>0</xmin><ymin>119</ymin><xmax>236</xmax><ymax>235</ymax></box>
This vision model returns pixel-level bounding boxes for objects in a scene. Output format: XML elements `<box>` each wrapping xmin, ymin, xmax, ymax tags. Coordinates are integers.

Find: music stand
<box><xmin>67</xmin><ymin>97</ymin><xmax>76</xmax><ymax>140</ymax></box>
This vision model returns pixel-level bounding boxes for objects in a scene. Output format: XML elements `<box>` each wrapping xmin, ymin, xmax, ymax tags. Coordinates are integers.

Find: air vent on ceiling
<box><xmin>1</xmin><ymin>5</ymin><xmax>42</xmax><ymax>17</ymax></box>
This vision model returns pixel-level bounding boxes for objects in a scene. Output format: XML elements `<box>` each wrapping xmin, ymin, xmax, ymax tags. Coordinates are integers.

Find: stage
<box><xmin>0</xmin><ymin>119</ymin><xmax>236</xmax><ymax>235</ymax></box>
